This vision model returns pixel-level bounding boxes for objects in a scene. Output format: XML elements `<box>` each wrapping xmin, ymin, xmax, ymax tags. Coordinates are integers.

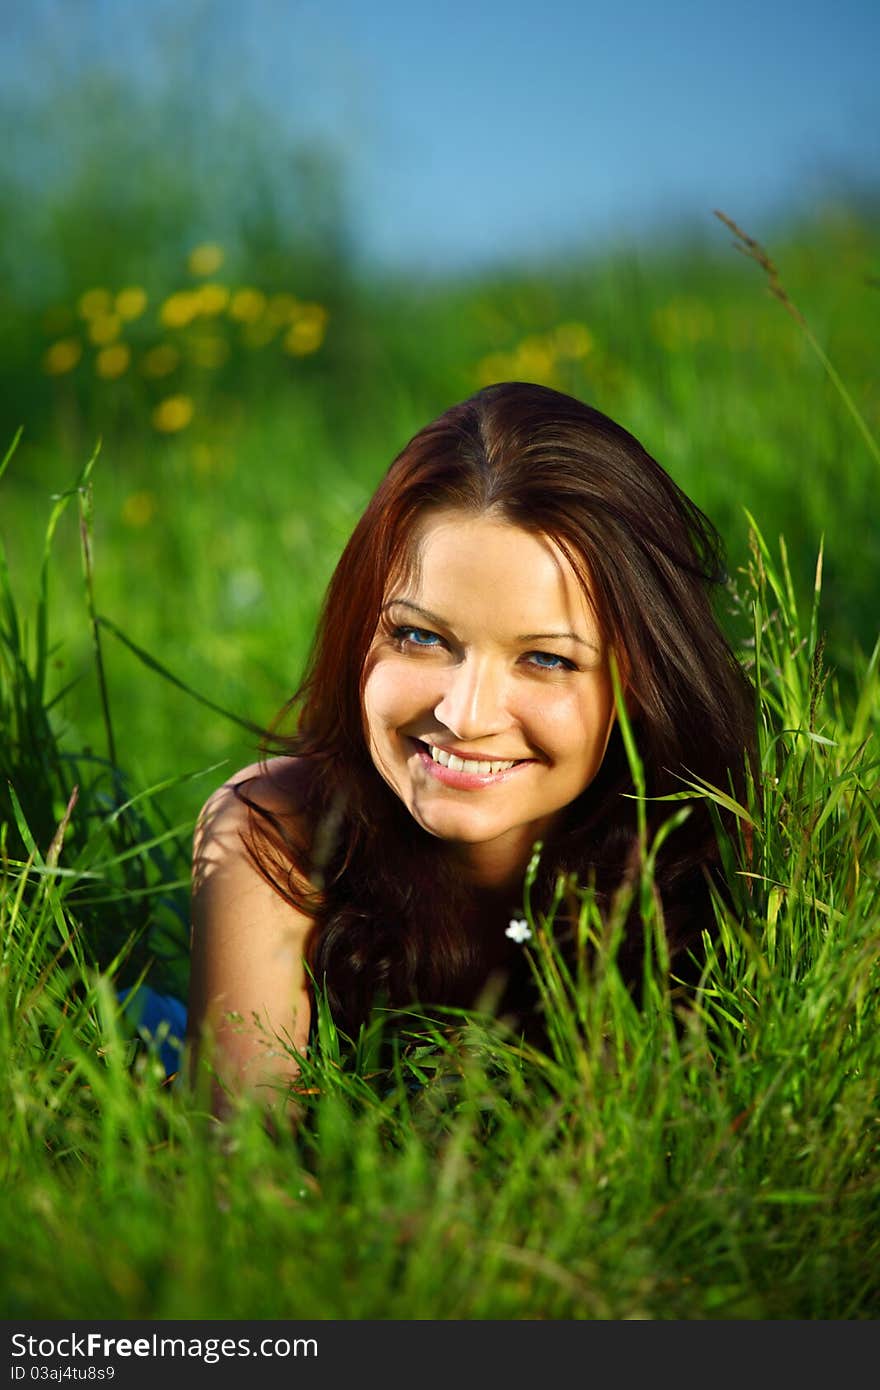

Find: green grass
<box><xmin>1</xmin><ymin>214</ymin><xmax>878</xmax><ymax>1320</ymax></box>
<box><xmin>2</xmin><ymin>209</ymin><xmax>878</xmax><ymax>833</ymax></box>
<box><xmin>1</xmin><ymin>431</ymin><xmax>878</xmax><ymax>1319</ymax></box>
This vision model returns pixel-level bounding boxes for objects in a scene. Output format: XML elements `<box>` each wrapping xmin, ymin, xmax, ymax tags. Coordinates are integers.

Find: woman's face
<box><xmin>362</xmin><ymin>508</ymin><xmax>619</xmax><ymax>886</ymax></box>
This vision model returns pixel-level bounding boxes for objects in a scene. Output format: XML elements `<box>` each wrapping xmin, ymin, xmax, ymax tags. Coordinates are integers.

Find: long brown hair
<box><xmin>244</xmin><ymin>383</ymin><xmax>755</xmax><ymax>1039</ymax></box>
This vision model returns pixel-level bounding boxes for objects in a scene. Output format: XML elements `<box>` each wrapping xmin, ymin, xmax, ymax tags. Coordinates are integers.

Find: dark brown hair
<box><xmin>245</xmin><ymin>383</ymin><xmax>755</xmax><ymax>1040</ymax></box>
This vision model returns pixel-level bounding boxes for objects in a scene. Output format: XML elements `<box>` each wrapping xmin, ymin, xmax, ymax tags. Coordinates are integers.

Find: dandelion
<box><xmin>88</xmin><ymin>313</ymin><xmax>122</xmax><ymax>346</ymax></box>
<box><xmin>116</xmin><ymin>287</ymin><xmax>148</xmax><ymax>321</ymax></box>
<box><xmin>43</xmin><ymin>338</ymin><xmax>82</xmax><ymax>375</ymax></box>
<box><xmin>295</xmin><ymin>302</ymin><xmax>328</xmax><ymax>329</ymax></box>
<box><xmin>160</xmin><ymin>292</ymin><xmax>200</xmax><ymax>329</ymax></box>
<box><xmin>282</xmin><ymin>305</ymin><xmax>328</xmax><ymax>356</ymax></box>
<box><xmin>188</xmin><ymin>242</ymin><xmax>225</xmax><ymax>277</ymax></box>
<box><xmin>141</xmin><ymin>344</ymin><xmax>180</xmax><ymax>378</ymax></box>
<box><xmin>476</xmin><ymin>351</ymin><xmax>515</xmax><ymax>386</ymax></box>
<box><xmin>553</xmin><ymin>322</ymin><xmax>594</xmax><ymax>358</ymax></box>
<box><xmin>195</xmin><ymin>283</ymin><xmax>230</xmax><ymax>316</ymax></box>
<box><xmin>505</xmin><ymin>918</ymin><xmax>532</xmax><ymax>944</ymax></box>
<box><xmin>96</xmin><ymin>343</ymin><xmax>130</xmax><ymax>379</ymax></box>
<box><xmin>513</xmin><ymin>335</ymin><xmax>556</xmax><ymax>382</ymax></box>
<box><xmin>229</xmin><ymin>288</ymin><xmax>267</xmax><ymax>323</ymax></box>
<box><xmin>121</xmin><ymin>490</ymin><xmax>157</xmax><ymax>527</ymax></box>
<box><xmin>77</xmin><ymin>288</ymin><xmax>112</xmax><ymax>319</ymax></box>
<box><xmin>152</xmin><ymin>394</ymin><xmax>194</xmax><ymax>433</ymax></box>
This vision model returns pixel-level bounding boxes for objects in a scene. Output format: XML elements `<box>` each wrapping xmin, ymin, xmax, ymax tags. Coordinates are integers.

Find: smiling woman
<box><xmin>363</xmin><ymin>514</ymin><xmax>618</xmax><ymax>877</ymax></box>
<box><xmin>188</xmin><ymin>382</ymin><xmax>756</xmax><ymax>1109</ymax></box>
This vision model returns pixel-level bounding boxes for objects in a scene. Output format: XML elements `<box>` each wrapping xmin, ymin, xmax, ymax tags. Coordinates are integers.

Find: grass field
<box><xmin>1</xmin><ymin>208</ymin><xmax>878</xmax><ymax>1319</ymax></box>
<box><xmin>3</xmin><ymin>206</ymin><xmax>878</xmax><ymax>832</ymax></box>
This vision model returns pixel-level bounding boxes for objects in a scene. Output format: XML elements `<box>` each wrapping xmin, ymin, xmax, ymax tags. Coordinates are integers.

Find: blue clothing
<box><xmin>118</xmin><ymin>985</ymin><xmax>188</xmax><ymax>1077</ymax></box>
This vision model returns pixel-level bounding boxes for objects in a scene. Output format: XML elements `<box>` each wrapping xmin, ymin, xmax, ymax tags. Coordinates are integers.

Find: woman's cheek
<box><xmin>518</xmin><ymin>679</ymin><xmax>615</xmax><ymax>765</ymax></box>
<box><xmin>517</xmin><ymin>686</ymin><xmax>580</xmax><ymax>738</ymax></box>
<box><xmin>366</xmin><ymin>656</ymin><xmax>436</xmax><ymax>725</ymax></box>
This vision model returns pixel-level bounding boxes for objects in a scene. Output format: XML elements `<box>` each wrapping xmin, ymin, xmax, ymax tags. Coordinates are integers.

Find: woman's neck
<box><xmin>447</xmin><ymin>816</ymin><xmax>557</xmax><ymax>898</ymax></box>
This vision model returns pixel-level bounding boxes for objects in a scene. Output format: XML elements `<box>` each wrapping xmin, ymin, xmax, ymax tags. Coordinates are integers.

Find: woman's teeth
<box><xmin>428</xmin><ymin>744</ymin><xmax>518</xmax><ymax>775</ymax></box>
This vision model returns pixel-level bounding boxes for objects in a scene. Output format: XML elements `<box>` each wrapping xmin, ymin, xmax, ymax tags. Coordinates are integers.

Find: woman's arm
<box><xmin>187</xmin><ymin>758</ymin><xmax>314</xmax><ymax>1118</ymax></box>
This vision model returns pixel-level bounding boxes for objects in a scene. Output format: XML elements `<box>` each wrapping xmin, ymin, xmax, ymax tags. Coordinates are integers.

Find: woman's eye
<box><xmin>524</xmin><ymin>651</ymin><xmax>576</xmax><ymax>671</ymax></box>
<box><xmin>393</xmin><ymin>625</ymin><xmax>442</xmax><ymax>649</ymax></box>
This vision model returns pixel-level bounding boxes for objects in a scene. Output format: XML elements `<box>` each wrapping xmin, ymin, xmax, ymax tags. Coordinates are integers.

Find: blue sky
<box><xmin>304</xmin><ymin>0</ymin><xmax>880</xmax><ymax>268</ymax></box>
<box><xmin>5</xmin><ymin>0</ymin><xmax>879</xmax><ymax>271</ymax></box>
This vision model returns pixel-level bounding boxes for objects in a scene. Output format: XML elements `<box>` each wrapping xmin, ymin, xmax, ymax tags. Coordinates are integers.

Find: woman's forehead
<box><xmin>387</xmin><ymin>508</ymin><xmax>602</xmax><ymax>631</ymax></box>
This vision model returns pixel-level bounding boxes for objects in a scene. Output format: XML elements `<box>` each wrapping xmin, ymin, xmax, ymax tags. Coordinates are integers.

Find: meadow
<box><xmin>1</xmin><ymin>190</ymin><xmax>878</xmax><ymax>1318</ymax></box>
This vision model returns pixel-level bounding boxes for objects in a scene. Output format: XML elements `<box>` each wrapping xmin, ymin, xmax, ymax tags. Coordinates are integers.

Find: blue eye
<box><xmin>394</xmin><ymin>625</ymin><xmax>442</xmax><ymax>648</ymax></box>
<box><xmin>525</xmin><ymin>651</ymin><xmax>576</xmax><ymax>671</ymax></box>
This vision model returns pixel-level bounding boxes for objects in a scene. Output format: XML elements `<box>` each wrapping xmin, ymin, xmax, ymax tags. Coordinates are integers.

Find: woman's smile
<box><xmin>362</xmin><ymin>508</ymin><xmax>619</xmax><ymax>884</ymax></box>
<box><xmin>411</xmin><ymin>736</ymin><xmax>536</xmax><ymax>788</ymax></box>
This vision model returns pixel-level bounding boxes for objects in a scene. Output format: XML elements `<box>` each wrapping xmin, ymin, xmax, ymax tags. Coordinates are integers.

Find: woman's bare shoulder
<box><xmin>193</xmin><ymin>754</ymin><xmax>317</xmax><ymax>893</ymax></box>
<box><xmin>189</xmin><ymin>756</ymin><xmax>315</xmax><ymax>1101</ymax></box>
<box><xmin>201</xmin><ymin>755</ymin><xmax>311</xmax><ymax>823</ymax></box>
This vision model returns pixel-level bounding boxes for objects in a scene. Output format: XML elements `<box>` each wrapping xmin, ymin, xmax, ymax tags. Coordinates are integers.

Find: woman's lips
<box><xmin>410</xmin><ymin>738</ymin><xmax>534</xmax><ymax>790</ymax></box>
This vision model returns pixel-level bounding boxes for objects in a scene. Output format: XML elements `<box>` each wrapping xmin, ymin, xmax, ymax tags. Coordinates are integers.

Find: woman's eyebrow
<box><xmin>518</xmin><ymin>630</ymin><xmax>600</xmax><ymax>652</ymax></box>
<box><xmin>383</xmin><ymin>599</ymin><xmax>600</xmax><ymax>652</ymax></box>
<box><xmin>382</xmin><ymin>598</ymin><xmax>444</xmax><ymax>624</ymax></box>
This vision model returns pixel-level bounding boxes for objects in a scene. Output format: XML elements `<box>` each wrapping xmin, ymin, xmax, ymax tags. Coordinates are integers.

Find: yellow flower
<box><xmin>189</xmin><ymin>335</ymin><xmax>230</xmax><ymax>369</ymax></box>
<box><xmin>141</xmin><ymin>344</ymin><xmax>181</xmax><ymax>378</ymax></box>
<box><xmin>43</xmin><ymin>338</ymin><xmax>82</xmax><ymax>375</ymax></box>
<box><xmin>116</xmin><ymin>287</ymin><xmax>148</xmax><ymax>321</ymax></box>
<box><xmin>513</xmin><ymin>335</ymin><xmax>556</xmax><ymax>382</ymax></box>
<box><xmin>188</xmin><ymin>243</ymin><xmax>225</xmax><ymax>277</ymax></box>
<box><xmin>77</xmin><ymin>288</ymin><xmax>112</xmax><ymax>319</ymax></box>
<box><xmin>194</xmin><ymin>283</ymin><xmax>230</xmax><ymax>316</ymax></box>
<box><xmin>475</xmin><ymin>352</ymin><xmax>514</xmax><ymax>386</ymax></box>
<box><xmin>552</xmin><ymin>322</ymin><xmax>593</xmax><ymax>359</ymax></box>
<box><xmin>121</xmin><ymin>491</ymin><xmax>157</xmax><ymax>527</ymax></box>
<box><xmin>292</xmin><ymin>301</ymin><xmax>328</xmax><ymax>328</ymax></box>
<box><xmin>283</xmin><ymin>322</ymin><xmax>322</xmax><ymax>356</ymax></box>
<box><xmin>282</xmin><ymin>305</ymin><xmax>328</xmax><ymax>356</ymax></box>
<box><xmin>88</xmin><ymin>313</ymin><xmax>122</xmax><ymax>346</ymax></box>
<box><xmin>152</xmin><ymin>395</ymin><xmax>194</xmax><ymax>433</ymax></box>
<box><xmin>96</xmin><ymin>343</ymin><xmax>131</xmax><ymax>379</ymax></box>
<box><xmin>228</xmin><ymin>288</ymin><xmax>267</xmax><ymax>323</ymax></box>
<box><xmin>160</xmin><ymin>292</ymin><xmax>200</xmax><ymax>329</ymax></box>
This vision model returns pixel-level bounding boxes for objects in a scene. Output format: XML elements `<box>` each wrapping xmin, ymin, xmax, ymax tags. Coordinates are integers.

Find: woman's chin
<box><xmin>408</xmin><ymin>803</ymin><xmax>508</xmax><ymax>846</ymax></box>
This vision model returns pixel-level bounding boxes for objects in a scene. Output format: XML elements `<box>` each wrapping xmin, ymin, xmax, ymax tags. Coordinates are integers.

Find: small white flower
<box><xmin>506</xmin><ymin>917</ymin><xmax>532</xmax><ymax>944</ymax></box>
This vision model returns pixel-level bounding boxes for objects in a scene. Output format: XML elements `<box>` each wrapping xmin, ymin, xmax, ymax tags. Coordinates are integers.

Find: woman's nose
<box><xmin>433</xmin><ymin>656</ymin><xmax>510</xmax><ymax>740</ymax></box>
